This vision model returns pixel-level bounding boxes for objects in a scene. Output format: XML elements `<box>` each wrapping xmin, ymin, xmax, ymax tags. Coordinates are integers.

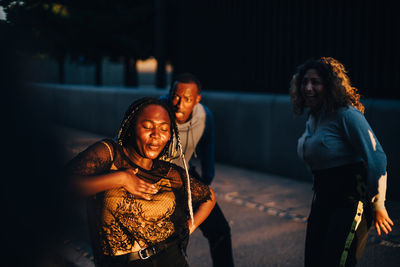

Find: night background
<box><xmin>1</xmin><ymin>0</ymin><xmax>399</xmax><ymax>98</ymax></box>
<box><xmin>1</xmin><ymin>1</ymin><xmax>400</xmax><ymax>267</ymax></box>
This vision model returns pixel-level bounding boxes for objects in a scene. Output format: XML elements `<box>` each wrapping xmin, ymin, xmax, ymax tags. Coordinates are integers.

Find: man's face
<box><xmin>171</xmin><ymin>82</ymin><xmax>201</xmax><ymax>124</ymax></box>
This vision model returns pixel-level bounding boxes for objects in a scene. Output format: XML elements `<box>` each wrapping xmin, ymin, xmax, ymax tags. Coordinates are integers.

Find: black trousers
<box><xmin>305</xmin><ymin>163</ymin><xmax>373</xmax><ymax>267</ymax></box>
<box><xmin>198</xmin><ymin>202</ymin><xmax>234</xmax><ymax>267</ymax></box>
<box><xmin>189</xmin><ymin>167</ymin><xmax>234</xmax><ymax>267</ymax></box>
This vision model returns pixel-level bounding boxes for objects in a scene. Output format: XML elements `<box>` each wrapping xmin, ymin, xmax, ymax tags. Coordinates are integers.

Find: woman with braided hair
<box><xmin>66</xmin><ymin>97</ymin><xmax>216</xmax><ymax>267</ymax></box>
<box><xmin>290</xmin><ymin>57</ymin><xmax>394</xmax><ymax>267</ymax></box>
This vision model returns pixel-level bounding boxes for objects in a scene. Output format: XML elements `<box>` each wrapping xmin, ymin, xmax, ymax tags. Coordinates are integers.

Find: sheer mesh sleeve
<box><xmin>65</xmin><ymin>139</ymin><xmax>115</xmax><ymax>176</ymax></box>
<box><xmin>189</xmin><ymin>175</ymin><xmax>212</xmax><ymax>211</ymax></box>
<box><xmin>158</xmin><ymin>161</ymin><xmax>212</xmax><ymax>211</ymax></box>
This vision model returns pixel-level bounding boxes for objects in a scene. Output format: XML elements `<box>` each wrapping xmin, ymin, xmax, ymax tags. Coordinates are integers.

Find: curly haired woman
<box><xmin>66</xmin><ymin>97</ymin><xmax>216</xmax><ymax>267</ymax></box>
<box><xmin>290</xmin><ymin>57</ymin><xmax>393</xmax><ymax>267</ymax></box>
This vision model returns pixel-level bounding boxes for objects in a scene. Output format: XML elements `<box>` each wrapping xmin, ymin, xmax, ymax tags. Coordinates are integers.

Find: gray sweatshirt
<box><xmin>168</xmin><ymin>103</ymin><xmax>206</xmax><ymax>167</ymax></box>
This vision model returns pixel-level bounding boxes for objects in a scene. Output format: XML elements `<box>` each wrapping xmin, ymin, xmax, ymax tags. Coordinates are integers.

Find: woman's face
<box><xmin>134</xmin><ymin>104</ymin><xmax>171</xmax><ymax>159</ymax></box>
<box><xmin>300</xmin><ymin>68</ymin><xmax>325</xmax><ymax>113</ymax></box>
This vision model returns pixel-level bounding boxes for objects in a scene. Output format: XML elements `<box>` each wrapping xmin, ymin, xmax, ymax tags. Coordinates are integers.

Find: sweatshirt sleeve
<box><xmin>196</xmin><ymin>105</ymin><xmax>215</xmax><ymax>185</ymax></box>
<box><xmin>341</xmin><ymin>108</ymin><xmax>387</xmax><ymax>210</ymax></box>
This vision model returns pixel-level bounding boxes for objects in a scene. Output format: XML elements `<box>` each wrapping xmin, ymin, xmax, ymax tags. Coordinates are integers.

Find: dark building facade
<box><xmin>167</xmin><ymin>1</ymin><xmax>399</xmax><ymax>99</ymax></box>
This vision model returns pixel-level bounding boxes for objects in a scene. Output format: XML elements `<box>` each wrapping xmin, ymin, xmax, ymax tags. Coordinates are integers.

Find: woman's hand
<box><xmin>123</xmin><ymin>168</ymin><xmax>158</xmax><ymax>200</ymax></box>
<box><xmin>375</xmin><ymin>208</ymin><xmax>394</xmax><ymax>235</ymax></box>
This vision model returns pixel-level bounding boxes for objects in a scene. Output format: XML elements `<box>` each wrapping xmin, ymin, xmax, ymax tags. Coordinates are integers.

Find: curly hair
<box><xmin>117</xmin><ymin>97</ymin><xmax>180</xmax><ymax>159</ymax></box>
<box><xmin>289</xmin><ymin>57</ymin><xmax>364</xmax><ymax>115</ymax></box>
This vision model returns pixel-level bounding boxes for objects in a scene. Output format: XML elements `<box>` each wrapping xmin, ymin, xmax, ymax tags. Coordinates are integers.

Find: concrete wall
<box><xmin>24</xmin><ymin>58</ymin><xmax>172</xmax><ymax>86</ymax></box>
<box><xmin>31</xmin><ymin>83</ymin><xmax>400</xmax><ymax>200</ymax></box>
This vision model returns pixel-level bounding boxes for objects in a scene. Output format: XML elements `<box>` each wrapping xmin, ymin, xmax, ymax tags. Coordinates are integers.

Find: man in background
<box><xmin>160</xmin><ymin>73</ymin><xmax>234</xmax><ymax>267</ymax></box>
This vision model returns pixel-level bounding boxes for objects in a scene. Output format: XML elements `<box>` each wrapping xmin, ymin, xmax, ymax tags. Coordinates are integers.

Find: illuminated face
<box><xmin>300</xmin><ymin>68</ymin><xmax>325</xmax><ymax>113</ymax></box>
<box><xmin>171</xmin><ymin>82</ymin><xmax>201</xmax><ymax>124</ymax></box>
<box><xmin>134</xmin><ymin>104</ymin><xmax>171</xmax><ymax>159</ymax></box>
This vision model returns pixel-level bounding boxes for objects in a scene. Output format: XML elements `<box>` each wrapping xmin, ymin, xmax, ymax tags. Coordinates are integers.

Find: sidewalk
<box><xmin>55</xmin><ymin>126</ymin><xmax>400</xmax><ymax>267</ymax></box>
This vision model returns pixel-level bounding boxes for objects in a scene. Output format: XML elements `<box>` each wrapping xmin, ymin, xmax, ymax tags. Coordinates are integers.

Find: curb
<box><xmin>215</xmin><ymin>191</ymin><xmax>308</xmax><ymax>223</ymax></box>
<box><xmin>216</xmin><ymin>191</ymin><xmax>400</xmax><ymax>248</ymax></box>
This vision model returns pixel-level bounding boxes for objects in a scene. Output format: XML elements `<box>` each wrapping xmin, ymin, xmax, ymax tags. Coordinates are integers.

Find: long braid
<box><xmin>176</xmin><ymin>130</ymin><xmax>194</xmax><ymax>225</ymax></box>
<box><xmin>165</xmin><ymin>85</ymin><xmax>195</xmax><ymax>224</ymax></box>
<box><xmin>117</xmin><ymin>97</ymin><xmax>194</xmax><ymax>224</ymax></box>
<box><xmin>164</xmin><ymin>105</ymin><xmax>194</xmax><ymax>224</ymax></box>
<box><xmin>168</xmin><ymin>74</ymin><xmax>202</xmax><ymax>225</ymax></box>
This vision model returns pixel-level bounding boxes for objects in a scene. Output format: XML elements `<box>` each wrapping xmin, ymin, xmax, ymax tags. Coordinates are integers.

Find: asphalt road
<box><xmin>187</xmin><ymin>200</ymin><xmax>306</xmax><ymax>267</ymax></box>
<box><xmin>187</xmin><ymin>197</ymin><xmax>400</xmax><ymax>267</ymax></box>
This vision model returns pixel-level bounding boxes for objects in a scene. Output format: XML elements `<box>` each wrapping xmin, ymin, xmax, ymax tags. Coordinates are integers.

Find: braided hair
<box><xmin>117</xmin><ymin>97</ymin><xmax>180</xmax><ymax>159</ymax></box>
<box><xmin>117</xmin><ymin>97</ymin><xmax>195</xmax><ymax>223</ymax></box>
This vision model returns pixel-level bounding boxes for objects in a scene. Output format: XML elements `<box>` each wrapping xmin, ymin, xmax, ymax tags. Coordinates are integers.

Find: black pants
<box><xmin>189</xmin><ymin>167</ymin><xmax>234</xmax><ymax>267</ymax></box>
<box><xmin>305</xmin><ymin>163</ymin><xmax>373</xmax><ymax>267</ymax></box>
<box><xmin>198</xmin><ymin>202</ymin><xmax>234</xmax><ymax>267</ymax></box>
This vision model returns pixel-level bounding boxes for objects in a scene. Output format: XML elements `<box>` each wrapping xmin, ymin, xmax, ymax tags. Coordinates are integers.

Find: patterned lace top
<box><xmin>66</xmin><ymin>139</ymin><xmax>212</xmax><ymax>257</ymax></box>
